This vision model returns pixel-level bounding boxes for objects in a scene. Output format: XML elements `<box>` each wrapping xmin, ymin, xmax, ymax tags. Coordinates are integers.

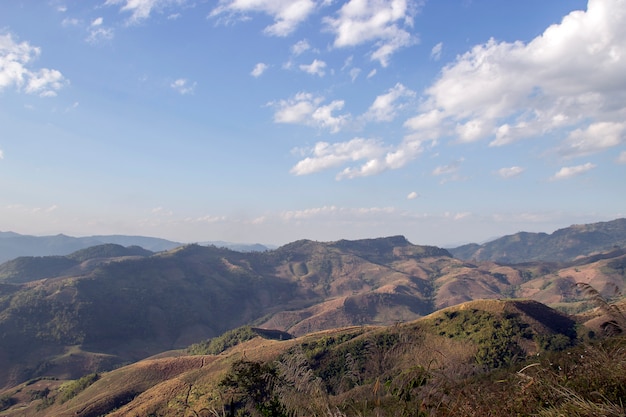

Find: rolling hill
<box><xmin>0</xmin><ymin>232</ymin><xmax>625</xmax><ymax>392</ymax></box>
<box><xmin>3</xmin><ymin>299</ymin><xmax>624</xmax><ymax>417</ymax></box>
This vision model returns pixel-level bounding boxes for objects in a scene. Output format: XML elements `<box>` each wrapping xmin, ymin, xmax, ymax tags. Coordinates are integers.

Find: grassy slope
<box><xmin>5</xmin><ymin>299</ymin><xmax>619</xmax><ymax>417</ymax></box>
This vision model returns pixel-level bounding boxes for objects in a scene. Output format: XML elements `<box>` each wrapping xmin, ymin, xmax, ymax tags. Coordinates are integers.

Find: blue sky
<box><xmin>1</xmin><ymin>0</ymin><xmax>625</xmax><ymax>247</ymax></box>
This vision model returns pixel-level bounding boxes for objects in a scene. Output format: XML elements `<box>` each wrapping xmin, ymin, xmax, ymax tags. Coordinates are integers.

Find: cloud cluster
<box><xmin>0</xmin><ymin>33</ymin><xmax>67</xmax><ymax>97</ymax></box>
<box><xmin>362</xmin><ymin>83</ymin><xmax>415</xmax><ymax>122</ymax></box>
<box><xmin>210</xmin><ymin>0</ymin><xmax>318</xmax><ymax>36</ymax></box>
<box><xmin>291</xmin><ymin>0</ymin><xmax>626</xmax><ymax>181</ymax></box>
<box><xmin>292</xmin><ymin>134</ymin><xmax>423</xmax><ymax>179</ymax></box>
<box><xmin>105</xmin><ymin>0</ymin><xmax>185</xmax><ymax>24</ymax></box>
<box><xmin>86</xmin><ymin>17</ymin><xmax>114</xmax><ymax>43</ymax></box>
<box><xmin>209</xmin><ymin>0</ymin><xmax>420</xmax><ymax>64</ymax></box>
<box><xmin>299</xmin><ymin>59</ymin><xmax>326</xmax><ymax>76</ymax></box>
<box><xmin>324</xmin><ymin>0</ymin><xmax>420</xmax><ymax>66</ymax></box>
<box><xmin>271</xmin><ymin>92</ymin><xmax>349</xmax><ymax>133</ymax></box>
<box><xmin>407</xmin><ymin>0</ymin><xmax>626</xmax><ymax>156</ymax></box>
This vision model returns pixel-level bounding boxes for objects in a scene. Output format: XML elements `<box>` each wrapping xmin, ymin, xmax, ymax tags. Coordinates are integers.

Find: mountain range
<box><xmin>0</xmin><ymin>232</ymin><xmax>275</xmax><ymax>264</ymax></box>
<box><xmin>449</xmin><ymin>218</ymin><xmax>626</xmax><ymax>263</ymax></box>
<box><xmin>0</xmin><ymin>218</ymin><xmax>625</xmax><ymax>415</ymax></box>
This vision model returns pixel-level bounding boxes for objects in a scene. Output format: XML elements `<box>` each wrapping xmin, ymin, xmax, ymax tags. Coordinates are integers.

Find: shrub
<box><xmin>187</xmin><ymin>326</ymin><xmax>258</xmax><ymax>355</ymax></box>
<box><xmin>58</xmin><ymin>372</ymin><xmax>99</xmax><ymax>403</ymax></box>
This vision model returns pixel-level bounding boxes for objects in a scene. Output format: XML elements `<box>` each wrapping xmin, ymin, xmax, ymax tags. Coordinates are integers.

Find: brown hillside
<box><xmin>0</xmin><ymin>299</ymin><xmax>585</xmax><ymax>417</ymax></box>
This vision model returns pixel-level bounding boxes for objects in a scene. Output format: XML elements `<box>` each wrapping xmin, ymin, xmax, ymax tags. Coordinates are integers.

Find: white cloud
<box><xmin>0</xmin><ymin>33</ymin><xmax>67</xmax><ymax>97</ymax></box>
<box><xmin>105</xmin><ymin>0</ymin><xmax>185</xmax><ymax>24</ymax></box>
<box><xmin>430</xmin><ymin>42</ymin><xmax>442</xmax><ymax>60</ymax></box>
<box><xmin>251</xmin><ymin>62</ymin><xmax>269</xmax><ymax>77</ymax></box>
<box><xmin>271</xmin><ymin>92</ymin><xmax>349</xmax><ymax>133</ymax></box>
<box><xmin>87</xmin><ymin>27</ymin><xmax>114</xmax><ymax>43</ymax></box>
<box><xmin>367</xmin><ymin>69</ymin><xmax>377</xmax><ymax>78</ymax></box>
<box><xmin>432</xmin><ymin>158</ymin><xmax>463</xmax><ymax>176</ymax></box>
<box><xmin>550</xmin><ymin>162</ymin><xmax>596</xmax><ymax>180</ymax></box>
<box><xmin>291</xmin><ymin>39</ymin><xmax>311</xmax><ymax>55</ymax></box>
<box><xmin>557</xmin><ymin>121</ymin><xmax>626</xmax><ymax>158</ymax></box>
<box><xmin>280</xmin><ymin>205</ymin><xmax>397</xmax><ymax>221</ymax></box>
<box><xmin>292</xmin><ymin>134</ymin><xmax>423</xmax><ymax>179</ymax></box>
<box><xmin>618</xmin><ymin>151</ymin><xmax>626</xmax><ymax>164</ymax></box>
<box><xmin>496</xmin><ymin>166</ymin><xmax>525</xmax><ymax>179</ymax></box>
<box><xmin>91</xmin><ymin>17</ymin><xmax>104</xmax><ymax>26</ymax></box>
<box><xmin>210</xmin><ymin>0</ymin><xmax>318</xmax><ymax>36</ymax></box>
<box><xmin>299</xmin><ymin>59</ymin><xmax>326</xmax><ymax>76</ymax></box>
<box><xmin>406</xmin><ymin>0</ymin><xmax>626</xmax><ymax>157</ymax></box>
<box><xmin>170</xmin><ymin>78</ymin><xmax>196</xmax><ymax>94</ymax></box>
<box><xmin>0</xmin><ymin>149</ymin><xmax>4</xmax><ymax>159</ymax></box>
<box><xmin>290</xmin><ymin>138</ymin><xmax>385</xmax><ymax>176</ymax></box>
<box><xmin>324</xmin><ymin>0</ymin><xmax>421</xmax><ymax>66</ymax></box>
<box><xmin>407</xmin><ymin>191</ymin><xmax>419</xmax><ymax>199</ymax></box>
<box><xmin>362</xmin><ymin>82</ymin><xmax>415</xmax><ymax>122</ymax></box>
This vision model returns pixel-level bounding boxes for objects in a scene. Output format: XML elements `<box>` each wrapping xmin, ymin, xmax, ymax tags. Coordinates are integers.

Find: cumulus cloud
<box><xmin>292</xmin><ymin>134</ymin><xmax>423</xmax><ymax>179</ymax></box>
<box><xmin>251</xmin><ymin>62</ymin><xmax>269</xmax><ymax>77</ymax></box>
<box><xmin>105</xmin><ymin>0</ymin><xmax>185</xmax><ymax>24</ymax></box>
<box><xmin>407</xmin><ymin>191</ymin><xmax>419</xmax><ymax>199</ymax></box>
<box><xmin>0</xmin><ymin>33</ymin><xmax>67</xmax><ymax>97</ymax></box>
<box><xmin>170</xmin><ymin>78</ymin><xmax>196</xmax><ymax>94</ymax></box>
<box><xmin>290</xmin><ymin>138</ymin><xmax>385</xmax><ymax>176</ymax></box>
<box><xmin>210</xmin><ymin>0</ymin><xmax>317</xmax><ymax>36</ymax></box>
<box><xmin>406</xmin><ymin>0</ymin><xmax>626</xmax><ymax>158</ymax></box>
<box><xmin>557</xmin><ymin>121</ymin><xmax>626</xmax><ymax>158</ymax></box>
<box><xmin>270</xmin><ymin>92</ymin><xmax>349</xmax><ymax>133</ymax></box>
<box><xmin>496</xmin><ymin>166</ymin><xmax>525</xmax><ymax>179</ymax></box>
<box><xmin>550</xmin><ymin>162</ymin><xmax>596</xmax><ymax>180</ymax></box>
<box><xmin>324</xmin><ymin>0</ymin><xmax>420</xmax><ymax>66</ymax></box>
<box><xmin>292</xmin><ymin>39</ymin><xmax>311</xmax><ymax>55</ymax></box>
<box><xmin>362</xmin><ymin>83</ymin><xmax>416</xmax><ymax>122</ymax></box>
<box><xmin>299</xmin><ymin>59</ymin><xmax>326</xmax><ymax>76</ymax></box>
<box><xmin>0</xmin><ymin>149</ymin><xmax>4</xmax><ymax>159</ymax></box>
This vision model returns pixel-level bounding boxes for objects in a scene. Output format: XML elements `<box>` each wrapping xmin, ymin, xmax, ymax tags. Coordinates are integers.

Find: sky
<box><xmin>1</xmin><ymin>0</ymin><xmax>625</xmax><ymax>247</ymax></box>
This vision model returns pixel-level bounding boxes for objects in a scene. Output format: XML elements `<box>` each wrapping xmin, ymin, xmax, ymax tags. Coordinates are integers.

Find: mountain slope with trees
<box><xmin>0</xmin><ymin>230</ymin><xmax>625</xmax><ymax>391</ymax></box>
<box><xmin>449</xmin><ymin>218</ymin><xmax>626</xmax><ymax>263</ymax></box>
<box><xmin>3</xmin><ymin>298</ymin><xmax>625</xmax><ymax>417</ymax></box>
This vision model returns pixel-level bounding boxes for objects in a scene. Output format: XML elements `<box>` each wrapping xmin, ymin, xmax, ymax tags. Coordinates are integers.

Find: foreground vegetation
<box><xmin>3</xmin><ymin>298</ymin><xmax>625</xmax><ymax>416</ymax></box>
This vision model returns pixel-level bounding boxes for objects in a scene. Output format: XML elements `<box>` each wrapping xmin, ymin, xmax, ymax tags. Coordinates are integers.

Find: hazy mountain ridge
<box><xmin>449</xmin><ymin>218</ymin><xmax>626</xmax><ymax>263</ymax></box>
<box><xmin>0</xmin><ymin>233</ymin><xmax>181</xmax><ymax>264</ymax></box>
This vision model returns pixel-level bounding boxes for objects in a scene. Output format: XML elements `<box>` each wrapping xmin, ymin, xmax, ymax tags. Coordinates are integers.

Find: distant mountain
<box><xmin>0</xmin><ymin>232</ymin><xmax>181</xmax><ymax>263</ymax></box>
<box><xmin>449</xmin><ymin>218</ymin><xmax>626</xmax><ymax>263</ymax></box>
<box><xmin>200</xmin><ymin>240</ymin><xmax>275</xmax><ymax>252</ymax></box>
<box><xmin>0</xmin><ymin>244</ymin><xmax>153</xmax><ymax>284</ymax></box>
<box><xmin>0</xmin><ymin>233</ymin><xmax>624</xmax><ymax>390</ymax></box>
